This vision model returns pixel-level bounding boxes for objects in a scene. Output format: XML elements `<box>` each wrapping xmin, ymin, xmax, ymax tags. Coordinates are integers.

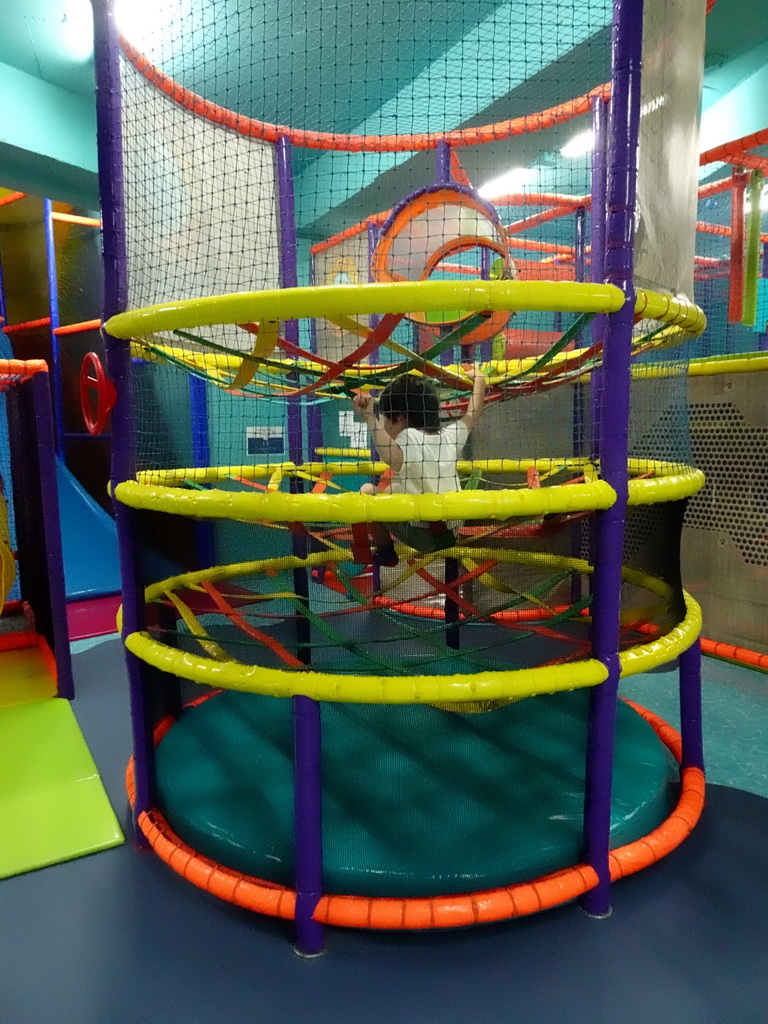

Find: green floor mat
<box><xmin>0</xmin><ymin>698</ymin><xmax>124</xmax><ymax>878</ymax></box>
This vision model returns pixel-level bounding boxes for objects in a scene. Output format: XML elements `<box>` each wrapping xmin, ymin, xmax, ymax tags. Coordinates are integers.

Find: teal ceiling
<box><xmin>0</xmin><ymin>0</ymin><xmax>94</xmax><ymax>96</ymax></box>
<box><xmin>702</xmin><ymin>1</ymin><xmax>768</xmax><ymax>107</ymax></box>
<box><xmin>131</xmin><ymin>0</ymin><xmax>610</xmax><ymax>135</ymax></box>
<box><xmin>2</xmin><ymin>0</ymin><xmax>765</xmax><ymax>106</ymax></box>
<box><xmin>0</xmin><ymin>0</ymin><xmax>767</xmax><ymax>215</ymax></box>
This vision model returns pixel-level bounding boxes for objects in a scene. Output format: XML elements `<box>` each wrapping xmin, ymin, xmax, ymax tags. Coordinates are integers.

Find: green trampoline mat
<box><xmin>156</xmin><ymin>690</ymin><xmax>678</xmax><ymax>898</ymax></box>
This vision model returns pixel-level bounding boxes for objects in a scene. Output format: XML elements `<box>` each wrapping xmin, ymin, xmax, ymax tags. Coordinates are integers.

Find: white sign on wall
<box><xmin>246</xmin><ymin>425</ymin><xmax>283</xmax><ymax>455</ymax></box>
<box><xmin>338</xmin><ymin>410</ymin><xmax>368</xmax><ymax>448</ymax></box>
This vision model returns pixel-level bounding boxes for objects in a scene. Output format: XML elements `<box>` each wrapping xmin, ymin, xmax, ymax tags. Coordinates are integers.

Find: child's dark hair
<box><xmin>378</xmin><ymin>375</ymin><xmax>441</xmax><ymax>433</ymax></box>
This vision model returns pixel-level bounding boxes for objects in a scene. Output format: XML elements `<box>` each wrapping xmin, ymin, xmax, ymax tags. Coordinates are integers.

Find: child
<box><xmin>352</xmin><ymin>368</ymin><xmax>487</xmax><ymax>550</ymax></box>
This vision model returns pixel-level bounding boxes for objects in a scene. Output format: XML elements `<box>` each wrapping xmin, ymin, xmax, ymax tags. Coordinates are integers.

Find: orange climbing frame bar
<box><xmin>52</xmin><ymin>319</ymin><xmax>102</xmax><ymax>336</ymax></box>
<box><xmin>312</xmin><ymin>194</ymin><xmax>591</xmax><ymax>257</ymax></box>
<box><xmin>696</xmin><ymin>221</ymin><xmax>768</xmax><ymax>243</ymax></box>
<box><xmin>507</xmin><ymin>238</ymin><xmax>576</xmax><ymax>254</ymax></box>
<box><xmin>701</xmin><ymin>136</ymin><xmax>768</xmax><ymax>174</ymax></box>
<box><xmin>51</xmin><ymin>212</ymin><xmax>102</xmax><ymax>227</ymax></box>
<box><xmin>0</xmin><ymin>358</ymin><xmax>50</xmax><ymax>394</ymax></box>
<box><xmin>506</xmin><ymin>204</ymin><xmax>582</xmax><ymax>235</ymax></box>
<box><xmin>0</xmin><ymin>358</ymin><xmax>48</xmax><ymax>377</ymax></box>
<box><xmin>314</xmin><ymin>173</ymin><xmax>727</xmax><ymax>262</ymax></box>
<box><xmin>700</xmin><ymin>637</ymin><xmax>768</xmax><ymax>671</ymax></box>
<box><xmin>493</xmin><ymin>192</ymin><xmax>590</xmax><ymax>209</ymax></box>
<box><xmin>310</xmin><ymin>211</ymin><xmax>390</xmax><ymax>255</ymax></box>
<box><xmin>728</xmin><ymin>152</ymin><xmax>768</xmax><ymax>175</ymax></box>
<box><xmin>122</xmin><ymin>36</ymin><xmax>610</xmax><ymax>153</ymax></box>
<box><xmin>698</xmin><ymin>177</ymin><xmax>732</xmax><ymax>198</ymax></box>
<box><xmin>2</xmin><ymin>318</ymin><xmax>51</xmax><ymax>335</ymax></box>
<box><xmin>126</xmin><ymin>700</ymin><xmax>704</xmax><ymax>929</ymax></box>
<box><xmin>0</xmin><ymin>191</ymin><xmax>26</xmax><ymax>208</ymax></box>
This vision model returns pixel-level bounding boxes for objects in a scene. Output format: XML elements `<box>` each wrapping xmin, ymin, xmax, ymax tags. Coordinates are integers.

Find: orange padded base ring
<box><xmin>126</xmin><ymin>700</ymin><xmax>704</xmax><ymax>929</ymax></box>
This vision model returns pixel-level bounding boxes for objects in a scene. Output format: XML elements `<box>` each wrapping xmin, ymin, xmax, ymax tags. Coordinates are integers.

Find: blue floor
<box><xmin>1</xmin><ymin>638</ymin><xmax>767</xmax><ymax>1024</ymax></box>
<box><xmin>621</xmin><ymin>659</ymin><xmax>768</xmax><ymax>799</ymax></box>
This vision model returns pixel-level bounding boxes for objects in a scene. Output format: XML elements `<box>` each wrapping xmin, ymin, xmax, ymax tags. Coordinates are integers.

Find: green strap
<box><xmin>500</xmin><ymin>312</ymin><xmax>596</xmax><ymax>383</ymax></box>
<box><xmin>743</xmin><ymin>170</ymin><xmax>764</xmax><ymax>328</ymax></box>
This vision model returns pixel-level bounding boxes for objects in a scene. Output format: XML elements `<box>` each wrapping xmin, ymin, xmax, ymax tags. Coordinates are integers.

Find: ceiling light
<box><xmin>477</xmin><ymin>168</ymin><xmax>535</xmax><ymax>199</ymax></box>
<box><xmin>115</xmin><ymin>0</ymin><xmax>191</xmax><ymax>49</ymax></box>
<box><xmin>59</xmin><ymin>0</ymin><xmax>94</xmax><ymax>62</ymax></box>
<box><xmin>560</xmin><ymin>131</ymin><xmax>594</xmax><ymax>159</ymax></box>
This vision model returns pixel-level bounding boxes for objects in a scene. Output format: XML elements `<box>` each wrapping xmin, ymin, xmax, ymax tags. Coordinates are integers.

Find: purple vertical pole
<box><xmin>590</xmin><ymin>97</ymin><xmax>609</xmax><ymax>307</ymax></box>
<box><xmin>571</xmin><ymin>206</ymin><xmax>588</xmax><ymax>604</ymax></box>
<box><xmin>189</xmin><ymin>375</ymin><xmax>215</xmax><ymax>567</ymax></box>
<box><xmin>42</xmin><ymin>199</ymin><xmax>65</xmax><ymax>456</ymax></box>
<box><xmin>590</xmin><ymin>95</ymin><xmax>609</xmax><ymax>460</ymax></box>
<box><xmin>574</xmin><ymin>206</ymin><xmax>587</xmax><ymax>286</ymax></box>
<box><xmin>678</xmin><ymin>638</ymin><xmax>704</xmax><ymax>772</ymax></box>
<box><xmin>580</xmin><ymin>0</ymin><xmax>644</xmax><ymax>918</ymax></box>
<box><xmin>760</xmin><ymin>244</ymin><xmax>768</xmax><ymax>351</ymax></box>
<box><xmin>306</xmin><ymin>254</ymin><xmax>323</xmax><ymax>458</ymax></box>
<box><xmin>309</xmin><ymin>252</ymin><xmax>318</xmax><ymax>348</ymax></box>
<box><xmin>277</xmin><ymin>138</ymin><xmax>303</xmax><ymax>467</ymax></box>
<box><xmin>436</xmin><ymin>140</ymin><xmax>462</xmax><ymax>637</ymax></box>
<box><xmin>444</xmin><ymin>557</ymin><xmax>461</xmax><ymax>649</ymax></box>
<box><xmin>367</xmin><ymin>221</ymin><xmax>381</xmax><ymax>331</ymax></box>
<box><xmin>479</xmin><ymin>247</ymin><xmax>493</xmax><ymax>362</ymax></box>
<box><xmin>436</xmin><ymin>140</ymin><xmax>451</xmax><ymax>185</ymax></box>
<box><xmin>481</xmin><ymin>248</ymin><xmax>491</xmax><ymax>280</ymax></box>
<box><xmin>366</xmin><ymin>221</ymin><xmax>383</xmax><ymax>592</ymax></box>
<box><xmin>30</xmin><ymin>371</ymin><xmax>74</xmax><ymax>699</ymax></box>
<box><xmin>367</xmin><ymin>222</ymin><xmax>381</xmax><ymax>369</ymax></box>
<box><xmin>91</xmin><ymin>0</ymin><xmax>156</xmax><ymax>834</ymax></box>
<box><xmin>276</xmin><ymin>136</ymin><xmax>324</xmax><ymax>956</ymax></box>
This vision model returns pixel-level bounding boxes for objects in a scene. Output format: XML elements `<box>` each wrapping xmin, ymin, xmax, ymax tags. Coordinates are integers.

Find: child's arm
<box><xmin>461</xmin><ymin>367</ymin><xmax>487</xmax><ymax>431</ymax></box>
<box><xmin>353</xmin><ymin>392</ymin><xmax>404</xmax><ymax>472</ymax></box>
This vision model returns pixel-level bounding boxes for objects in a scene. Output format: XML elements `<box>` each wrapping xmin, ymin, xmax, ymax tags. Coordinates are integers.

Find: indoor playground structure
<box><xmin>0</xmin><ymin>189</ymin><xmax>121</xmax><ymax>626</ymax></box>
<box><xmin>91</xmin><ymin>0</ymin><xmax>708</xmax><ymax>952</ymax></box>
<box><xmin>0</xmin><ymin>358</ymin><xmax>122</xmax><ymax>879</ymax></box>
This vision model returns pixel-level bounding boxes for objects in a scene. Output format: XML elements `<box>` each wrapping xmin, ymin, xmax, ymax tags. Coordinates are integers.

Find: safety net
<box><xmin>107</xmin><ymin>0</ymin><xmax>707</xmax><ymax>907</ymax></box>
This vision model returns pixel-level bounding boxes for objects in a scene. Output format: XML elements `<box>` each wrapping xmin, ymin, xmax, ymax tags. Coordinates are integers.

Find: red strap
<box><xmin>351</xmin><ymin>524</ymin><xmax>373</xmax><ymax>564</ymax></box>
<box><xmin>200</xmin><ymin>581</ymin><xmax>304</xmax><ymax>668</ymax></box>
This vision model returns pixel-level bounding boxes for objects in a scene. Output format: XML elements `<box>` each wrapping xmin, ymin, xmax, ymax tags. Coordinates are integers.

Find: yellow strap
<box><xmin>323</xmin><ymin>313</ymin><xmax>371</xmax><ymax>339</ymax></box>
<box><xmin>382</xmin><ymin>337</ymin><xmax>471</xmax><ymax>388</ymax></box>
<box><xmin>267</xmin><ymin>466</ymin><xmax>286</xmax><ymax>492</ymax></box>
<box><xmin>164</xmin><ymin>590</ymin><xmax>231</xmax><ymax>661</ymax></box>
<box><xmin>232</xmin><ymin>320</ymin><xmax>280</xmax><ymax>389</ymax></box>
<box><xmin>461</xmin><ymin>556</ymin><xmax>552</xmax><ymax>608</ymax></box>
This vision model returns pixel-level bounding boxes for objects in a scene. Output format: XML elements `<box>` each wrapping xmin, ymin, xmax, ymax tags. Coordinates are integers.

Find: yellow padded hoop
<box><xmin>114</xmin><ymin>460</ymin><xmax>703</xmax><ymax>523</ymax></box>
<box><xmin>105</xmin><ymin>280</ymin><xmax>626</xmax><ymax>338</ymax></box>
<box><xmin>106</xmin><ymin>280</ymin><xmax>705</xmax><ymax>341</ymax></box>
<box><xmin>124</xmin><ymin>548</ymin><xmax>702</xmax><ymax>704</ymax></box>
<box><xmin>116</xmin><ymin>477</ymin><xmax>615</xmax><ymax>522</ymax></box>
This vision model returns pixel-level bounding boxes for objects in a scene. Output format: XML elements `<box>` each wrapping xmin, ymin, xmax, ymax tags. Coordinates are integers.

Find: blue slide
<box><xmin>55</xmin><ymin>460</ymin><xmax>121</xmax><ymax>600</ymax></box>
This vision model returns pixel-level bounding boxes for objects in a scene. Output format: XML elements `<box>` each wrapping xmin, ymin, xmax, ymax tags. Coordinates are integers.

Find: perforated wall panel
<box><xmin>682</xmin><ymin>372</ymin><xmax>768</xmax><ymax>654</ymax></box>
